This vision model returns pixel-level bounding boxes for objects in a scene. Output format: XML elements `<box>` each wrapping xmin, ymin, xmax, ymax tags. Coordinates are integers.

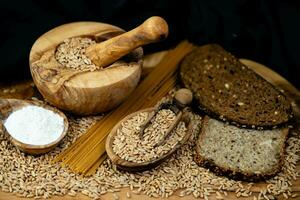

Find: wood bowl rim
<box><xmin>106</xmin><ymin>108</ymin><xmax>193</xmax><ymax>171</ymax></box>
<box><xmin>29</xmin><ymin>21</ymin><xmax>144</xmax><ymax>87</ymax></box>
<box><xmin>29</xmin><ymin>21</ymin><xmax>124</xmax><ymax>63</ymax></box>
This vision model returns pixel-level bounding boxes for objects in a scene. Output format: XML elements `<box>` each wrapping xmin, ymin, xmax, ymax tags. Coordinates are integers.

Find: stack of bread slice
<box><xmin>180</xmin><ymin>44</ymin><xmax>293</xmax><ymax>181</ymax></box>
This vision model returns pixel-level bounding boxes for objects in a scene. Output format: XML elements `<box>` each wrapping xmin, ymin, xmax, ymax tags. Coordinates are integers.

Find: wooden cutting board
<box><xmin>0</xmin><ymin>57</ymin><xmax>299</xmax><ymax>200</ymax></box>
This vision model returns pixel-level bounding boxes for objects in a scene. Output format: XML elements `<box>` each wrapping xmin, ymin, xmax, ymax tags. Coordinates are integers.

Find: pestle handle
<box><xmin>85</xmin><ymin>16</ymin><xmax>169</xmax><ymax>68</ymax></box>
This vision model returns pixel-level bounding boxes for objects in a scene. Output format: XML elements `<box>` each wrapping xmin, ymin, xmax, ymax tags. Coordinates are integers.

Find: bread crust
<box><xmin>179</xmin><ymin>44</ymin><xmax>294</xmax><ymax>130</ymax></box>
<box><xmin>194</xmin><ymin>116</ymin><xmax>289</xmax><ymax>182</ymax></box>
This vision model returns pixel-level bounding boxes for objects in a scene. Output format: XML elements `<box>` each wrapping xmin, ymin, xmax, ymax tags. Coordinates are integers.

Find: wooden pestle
<box><xmin>85</xmin><ymin>16</ymin><xmax>169</xmax><ymax>68</ymax></box>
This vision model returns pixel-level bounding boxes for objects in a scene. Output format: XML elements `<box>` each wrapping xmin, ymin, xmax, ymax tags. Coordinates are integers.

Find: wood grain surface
<box><xmin>0</xmin><ymin>55</ymin><xmax>299</xmax><ymax>200</ymax></box>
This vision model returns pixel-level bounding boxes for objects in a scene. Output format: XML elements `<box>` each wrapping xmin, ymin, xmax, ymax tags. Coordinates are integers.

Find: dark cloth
<box><xmin>0</xmin><ymin>0</ymin><xmax>299</xmax><ymax>88</ymax></box>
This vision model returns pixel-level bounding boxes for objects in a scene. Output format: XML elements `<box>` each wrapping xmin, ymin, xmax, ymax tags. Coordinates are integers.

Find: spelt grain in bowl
<box><xmin>112</xmin><ymin>109</ymin><xmax>187</xmax><ymax>163</ymax></box>
<box><xmin>55</xmin><ymin>37</ymin><xmax>99</xmax><ymax>71</ymax></box>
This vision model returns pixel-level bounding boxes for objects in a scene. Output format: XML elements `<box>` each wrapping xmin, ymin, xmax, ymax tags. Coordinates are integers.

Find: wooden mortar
<box><xmin>29</xmin><ymin>17</ymin><xmax>168</xmax><ymax>115</ymax></box>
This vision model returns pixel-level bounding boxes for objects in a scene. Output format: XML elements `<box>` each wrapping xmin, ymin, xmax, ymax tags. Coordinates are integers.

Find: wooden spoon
<box><xmin>0</xmin><ymin>99</ymin><xmax>68</xmax><ymax>155</ymax></box>
<box><xmin>105</xmin><ymin>89</ymin><xmax>193</xmax><ymax>171</ymax></box>
<box><xmin>139</xmin><ymin>88</ymin><xmax>193</xmax><ymax>146</ymax></box>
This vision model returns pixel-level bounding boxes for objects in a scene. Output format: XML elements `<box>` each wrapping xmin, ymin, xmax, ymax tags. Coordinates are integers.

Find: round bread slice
<box><xmin>195</xmin><ymin>116</ymin><xmax>289</xmax><ymax>181</ymax></box>
<box><xmin>180</xmin><ymin>44</ymin><xmax>293</xmax><ymax>129</ymax></box>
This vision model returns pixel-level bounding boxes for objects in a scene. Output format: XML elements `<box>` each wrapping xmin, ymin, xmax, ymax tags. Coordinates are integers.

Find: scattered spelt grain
<box><xmin>0</xmin><ymin>92</ymin><xmax>299</xmax><ymax>200</ymax></box>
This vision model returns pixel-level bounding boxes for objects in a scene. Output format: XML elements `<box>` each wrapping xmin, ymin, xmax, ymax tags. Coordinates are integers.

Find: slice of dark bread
<box><xmin>195</xmin><ymin>116</ymin><xmax>289</xmax><ymax>181</ymax></box>
<box><xmin>180</xmin><ymin>44</ymin><xmax>293</xmax><ymax>129</ymax></box>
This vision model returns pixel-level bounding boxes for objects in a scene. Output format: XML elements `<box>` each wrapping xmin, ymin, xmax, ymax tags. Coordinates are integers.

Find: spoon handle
<box><xmin>154</xmin><ymin>111</ymin><xmax>183</xmax><ymax>147</ymax></box>
<box><xmin>86</xmin><ymin>16</ymin><xmax>168</xmax><ymax>68</ymax></box>
<box><xmin>139</xmin><ymin>102</ymin><xmax>178</xmax><ymax>139</ymax></box>
<box><xmin>138</xmin><ymin>89</ymin><xmax>193</xmax><ymax>146</ymax></box>
<box><xmin>139</xmin><ymin>110</ymin><xmax>156</xmax><ymax>139</ymax></box>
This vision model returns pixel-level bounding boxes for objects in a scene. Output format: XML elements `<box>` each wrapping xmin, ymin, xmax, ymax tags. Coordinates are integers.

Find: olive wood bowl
<box><xmin>29</xmin><ymin>17</ymin><xmax>168</xmax><ymax>115</ymax></box>
<box><xmin>29</xmin><ymin>22</ymin><xmax>142</xmax><ymax>115</ymax></box>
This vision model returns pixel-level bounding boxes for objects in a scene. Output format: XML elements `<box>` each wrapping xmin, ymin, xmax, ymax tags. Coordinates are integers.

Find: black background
<box><xmin>0</xmin><ymin>0</ymin><xmax>299</xmax><ymax>88</ymax></box>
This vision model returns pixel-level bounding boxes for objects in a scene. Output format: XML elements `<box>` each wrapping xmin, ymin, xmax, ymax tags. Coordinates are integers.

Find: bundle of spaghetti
<box><xmin>54</xmin><ymin>41</ymin><xmax>195</xmax><ymax>175</ymax></box>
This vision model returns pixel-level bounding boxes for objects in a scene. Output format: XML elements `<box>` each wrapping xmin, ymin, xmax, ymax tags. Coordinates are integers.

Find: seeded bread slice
<box><xmin>180</xmin><ymin>44</ymin><xmax>293</xmax><ymax>129</ymax></box>
<box><xmin>195</xmin><ymin>116</ymin><xmax>289</xmax><ymax>181</ymax></box>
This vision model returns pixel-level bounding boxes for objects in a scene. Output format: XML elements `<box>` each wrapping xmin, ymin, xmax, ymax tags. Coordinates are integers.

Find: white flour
<box><xmin>4</xmin><ymin>105</ymin><xmax>64</xmax><ymax>145</ymax></box>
